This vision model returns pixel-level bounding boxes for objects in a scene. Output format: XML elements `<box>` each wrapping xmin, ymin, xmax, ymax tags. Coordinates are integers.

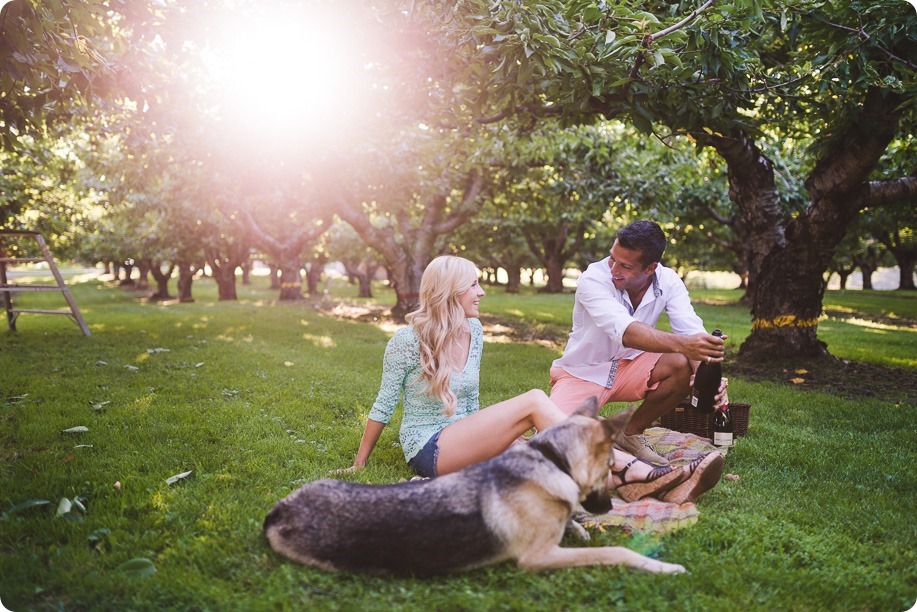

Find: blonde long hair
<box><xmin>406</xmin><ymin>255</ymin><xmax>478</xmax><ymax>417</ymax></box>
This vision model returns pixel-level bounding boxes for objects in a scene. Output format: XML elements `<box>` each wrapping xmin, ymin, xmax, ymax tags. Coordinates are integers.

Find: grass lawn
<box><xmin>1</xmin><ymin>271</ymin><xmax>915</xmax><ymax>611</ymax></box>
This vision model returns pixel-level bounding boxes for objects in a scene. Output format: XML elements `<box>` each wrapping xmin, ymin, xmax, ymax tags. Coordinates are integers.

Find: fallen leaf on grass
<box><xmin>62</xmin><ymin>426</ymin><xmax>89</xmax><ymax>433</ymax></box>
<box><xmin>56</xmin><ymin>498</ymin><xmax>72</xmax><ymax>517</ymax></box>
<box><xmin>91</xmin><ymin>401</ymin><xmax>110</xmax><ymax>411</ymax></box>
<box><xmin>117</xmin><ymin>557</ymin><xmax>156</xmax><ymax>578</ymax></box>
<box><xmin>790</xmin><ymin>377</ymin><xmax>806</xmax><ymax>384</ymax></box>
<box><xmin>794</xmin><ymin>369</ymin><xmax>808</xmax><ymax>375</ymax></box>
<box><xmin>284</xmin><ymin>361</ymin><xmax>294</xmax><ymax>367</ymax></box>
<box><xmin>5</xmin><ymin>499</ymin><xmax>51</xmax><ymax>516</ymax></box>
<box><xmin>725</xmin><ymin>473</ymin><xmax>740</xmax><ymax>481</ymax></box>
<box><xmin>62</xmin><ymin>455</ymin><xmax>75</xmax><ymax>464</ymax></box>
<box><xmin>124</xmin><ymin>365</ymin><xmax>139</xmax><ymax>372</ymax></box>
<box><xmin>95</xmin><ymin>361</ymin><xmax>108</xmax><ymax>366</ymax></box>
<box><xmin>195</xmin><ymin>362</ymin><xmax>204</xmax><ymax>368</ymax></box>
<box><xmin>146</xmin><ymin>347</ymin><xmax>170</xmax><ymax>354</ymax></box>
<box><xmin>74</xmin><ymin>445</ymin><xmax>93</xmax><ymax>449</ymax></box>
<box><xmin>166</xmin><ymin>470</ymin><xmax>192</xmax><ymax>485</ymax></box>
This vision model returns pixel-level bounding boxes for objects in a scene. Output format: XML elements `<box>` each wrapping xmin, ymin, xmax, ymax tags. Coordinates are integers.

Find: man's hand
<box><xmin>682</xmin><ymin>331</ymin><xmax>728</xmax><ymax>363</ymax></box>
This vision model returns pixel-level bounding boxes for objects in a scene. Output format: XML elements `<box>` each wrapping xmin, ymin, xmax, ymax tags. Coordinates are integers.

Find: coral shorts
<box><xmin>549</xmin><ymin>352</ymin><xmax>663</xmax><ymax>415</ymax></box>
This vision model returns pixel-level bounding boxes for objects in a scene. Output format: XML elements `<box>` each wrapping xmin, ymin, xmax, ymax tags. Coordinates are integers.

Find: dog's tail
<box><xmin>263</xmin><ymin>501</ymin><xmax>285</xmax><ymax>534</ymax></box>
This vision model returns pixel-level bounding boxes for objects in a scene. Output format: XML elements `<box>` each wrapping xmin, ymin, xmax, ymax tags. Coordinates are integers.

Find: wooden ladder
<box><xmin>0</xmin><ymin>230</ymin><xmax>91</xmax><ymax>336</ymax></box>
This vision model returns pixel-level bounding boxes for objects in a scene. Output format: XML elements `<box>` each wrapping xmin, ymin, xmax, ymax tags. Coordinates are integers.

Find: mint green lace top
<box><xmin>368</xmin><ymin>318</ymin><xmax>483</xmax><ymax>462</ymax></box>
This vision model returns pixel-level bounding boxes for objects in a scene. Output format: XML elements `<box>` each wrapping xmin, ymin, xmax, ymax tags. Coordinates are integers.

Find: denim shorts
<box><xmin>407</xmin><ymin>430</ymin><xmax>442</xmax><ymax>478</ymax></box>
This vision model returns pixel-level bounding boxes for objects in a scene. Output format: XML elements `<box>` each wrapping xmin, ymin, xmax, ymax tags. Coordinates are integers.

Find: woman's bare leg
<box><xmin>436</xmin><ymin>389</ymin><xmax>565</xmax><ymax>475</ymax></box>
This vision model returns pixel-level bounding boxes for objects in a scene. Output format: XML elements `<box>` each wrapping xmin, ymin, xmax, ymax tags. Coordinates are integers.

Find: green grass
<box><xmin>1</xmin><ymin>272</ymin><xmax>915</xmax><ymax>611</ymax></box>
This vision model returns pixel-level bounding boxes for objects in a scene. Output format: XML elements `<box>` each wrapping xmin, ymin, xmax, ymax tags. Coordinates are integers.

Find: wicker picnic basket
<box><xmin>659</xmin><ymin>399</ymin><xmax>751</xmax><ymax>440</ymax></box>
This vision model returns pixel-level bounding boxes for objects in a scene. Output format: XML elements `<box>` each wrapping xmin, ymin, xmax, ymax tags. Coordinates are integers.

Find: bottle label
<box><xmin>713</xmin><ymin>432</ymin><xmax>734</xmax><ymax>447</ymax></box>
<box><xmin>691</xmin><ymin>395</ymin><xmax>699</xmax><ymax>408</ymax></box>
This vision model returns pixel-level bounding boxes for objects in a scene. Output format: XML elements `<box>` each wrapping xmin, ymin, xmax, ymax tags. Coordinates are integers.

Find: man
<box><xmin>550</xmin><ymin>220</ymin><xmax>726</xmax><ymax>465</ymax></box>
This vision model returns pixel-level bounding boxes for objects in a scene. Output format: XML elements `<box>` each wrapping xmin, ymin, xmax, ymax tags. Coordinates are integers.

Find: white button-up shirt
<box><xmin>552</xmin><ymin>257</ymin><xmax>706</xmax><ymax>387</ymax></box>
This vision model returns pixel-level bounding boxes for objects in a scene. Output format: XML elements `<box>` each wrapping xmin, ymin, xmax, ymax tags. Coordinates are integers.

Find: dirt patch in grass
<box><xmin>728</xmin><ymin>356</ymin><xmax>917</xmax><ymax>406</ymax></box>
<box><xmin>321</xmin><ymin>300</ymin><xmax>915</xmax><ymax>406</ymax></box>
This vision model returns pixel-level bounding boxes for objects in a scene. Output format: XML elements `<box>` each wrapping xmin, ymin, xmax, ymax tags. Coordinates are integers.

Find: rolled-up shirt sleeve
<box><xmin>664</xmin><ymin>278</ymin><xmax>706</xmax><ymax>335</ymax></box>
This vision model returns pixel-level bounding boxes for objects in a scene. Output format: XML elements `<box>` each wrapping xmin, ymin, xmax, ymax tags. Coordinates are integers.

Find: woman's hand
<box><xmin>328</xmin><ymin>463</ymin><xmax>363</xmax><ymax>477</ymax></box>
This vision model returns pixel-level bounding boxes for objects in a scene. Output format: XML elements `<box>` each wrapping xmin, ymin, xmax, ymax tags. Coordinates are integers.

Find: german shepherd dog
<box><xmin>264</xmin><ymin>398</ymin><xmax>686</xmax><ymax>576</ymax></box>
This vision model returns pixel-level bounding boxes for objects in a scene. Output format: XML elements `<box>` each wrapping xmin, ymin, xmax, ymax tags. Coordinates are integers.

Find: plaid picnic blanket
<box><xmin>576</xmin><ymin>427</ymin><xmax>724</xmax><ymax>534</ymax></box>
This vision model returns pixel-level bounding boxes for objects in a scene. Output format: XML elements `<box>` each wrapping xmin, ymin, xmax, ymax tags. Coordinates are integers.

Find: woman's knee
<box><xmin>522</xmin><ymin>388</ymin><xmax>550</xmax><ymax>402</ymax></box>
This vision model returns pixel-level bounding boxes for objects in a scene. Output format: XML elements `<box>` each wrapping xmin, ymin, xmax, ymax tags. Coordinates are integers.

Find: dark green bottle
<box><xmin>690</xmin><ymin>329</ymin><xmax>723</xmax><ymax>413</ymax></box>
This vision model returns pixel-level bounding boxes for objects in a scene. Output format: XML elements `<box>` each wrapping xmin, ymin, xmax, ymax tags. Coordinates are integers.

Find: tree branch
<box><xmin>862</xmin><ymin>176</ymin><xmax>917</xmax><ymax>208</ymax></box>
<box><xmin>649</xmin><ymin>0</ymin><xmax>714</xmax><ymax>42</ymax></box>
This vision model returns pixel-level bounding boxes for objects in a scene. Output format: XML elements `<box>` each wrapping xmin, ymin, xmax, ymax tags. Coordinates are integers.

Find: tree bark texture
<box><xmin>705</xmin><ymin>89</ymin><xmax>907</xmax><ymax>362</ymax></box>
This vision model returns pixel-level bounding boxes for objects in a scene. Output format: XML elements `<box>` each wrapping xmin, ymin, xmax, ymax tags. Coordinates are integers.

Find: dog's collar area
<box><xmin>529</xmin><ymin>439</ymin><xmax>573</xmax><ymax>479</ymax></box>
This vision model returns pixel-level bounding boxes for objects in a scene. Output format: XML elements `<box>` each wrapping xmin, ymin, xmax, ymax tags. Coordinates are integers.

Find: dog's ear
<box><xmin>603</xmin><ymin>408</ymin><xmax>632</xmax><ymax>438</ymax></box>
<box><xmin>571</xmin><ymin>396</ymin><xmax>599</xmax><ymax>419</ymax></box>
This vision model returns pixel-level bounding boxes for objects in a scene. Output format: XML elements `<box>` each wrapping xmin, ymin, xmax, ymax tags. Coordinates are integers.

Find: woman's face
<box><xmin>458</xmin><ymin>277</ymin><xmax>485</xmax><ymax>318</ymax></box>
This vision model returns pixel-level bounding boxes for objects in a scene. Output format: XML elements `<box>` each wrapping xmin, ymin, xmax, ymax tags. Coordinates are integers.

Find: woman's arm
<box><xmin>331</xmin><ymin>419</ymin><xmax>386</xmax><ymax>475</ymax></box>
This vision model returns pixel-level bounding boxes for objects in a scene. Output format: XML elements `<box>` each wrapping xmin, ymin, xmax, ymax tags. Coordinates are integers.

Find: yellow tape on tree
<box><xmin>752</xmin><ymin>315</ymin><xmax>819</xmax><ymax>330</ymax></box>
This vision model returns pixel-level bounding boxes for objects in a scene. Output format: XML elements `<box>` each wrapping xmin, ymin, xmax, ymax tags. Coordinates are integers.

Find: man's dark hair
<box><xmin>616</xmin><ymin>220</ymin><xmax>666</xmax><ymax>266</ymax></box>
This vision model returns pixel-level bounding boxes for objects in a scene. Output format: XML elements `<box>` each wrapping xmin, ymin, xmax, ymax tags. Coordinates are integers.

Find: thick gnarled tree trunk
<box><xmin>705</xmin><ymin>89</ymin><xmax>914</xmax><ymax>362</ymax></box>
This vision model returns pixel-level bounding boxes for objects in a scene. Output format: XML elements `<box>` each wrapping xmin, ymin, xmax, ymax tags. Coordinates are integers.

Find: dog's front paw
<box><xmin>638</xmin><ymin>559</ymin><xmax>686</xmax><ymax>574</ymax></box>
<box><xmin>564</xmin><ymin>518</ymin><xmax>590</xmax><ymax>541</ymax></box>
<box><xmin>656</xmin><ymin>561</ymin><xmax>686</xmax><ymax>574</ymax></box>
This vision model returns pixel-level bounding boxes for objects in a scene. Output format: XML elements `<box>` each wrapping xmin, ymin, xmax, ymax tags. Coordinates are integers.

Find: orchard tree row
<box><xmin>0</xmin><ymin>0</ymin><xmax>914</xmax><ymax>362</ymax></box>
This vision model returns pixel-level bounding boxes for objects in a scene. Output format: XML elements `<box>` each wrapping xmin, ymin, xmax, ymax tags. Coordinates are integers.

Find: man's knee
<box><xmin>654</xmin><ymin>353</ymin><xmax>693</xmax><ymax>386</ymax></box>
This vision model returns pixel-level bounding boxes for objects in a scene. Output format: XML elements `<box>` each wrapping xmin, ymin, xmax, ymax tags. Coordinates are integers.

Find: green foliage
<box><xmin>0</xmin><ymin>274</ymin><xmax>914</xmax><ymax>609</ymax></box>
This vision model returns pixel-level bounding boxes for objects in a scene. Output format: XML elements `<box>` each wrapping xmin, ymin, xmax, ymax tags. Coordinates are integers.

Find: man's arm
<box><xmin>622</xmin><ymin>321</ymin><xmax>725</xmax><ymax>362</ymax></box>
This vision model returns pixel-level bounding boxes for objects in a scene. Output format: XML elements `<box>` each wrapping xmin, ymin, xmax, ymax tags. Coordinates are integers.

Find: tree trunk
<box><xmin>896</xmin><ymin>253</ymin><xmax>916</xmax><ymax>290</ymax></box>
<box><xmin>212</xmin><ymin>264</ymin><xmax>238</xmax><ymax>300</ymax></box>
<box><xmin>703</xmin><ymin>90</ymin><xmax>905</xmax><ymax>362</ymax></box>
<box><xmin>342</xmin><ymin>258</ymin><xmax>376</xmax><ymax>298</ymax></box>
<box><xmin>333</xmin><ymin>169</ymin><xmax>485</xmax><ymax>322</ymax></box>
<box><xmin>306</xmin><ymin>254</ymin><xmax>328</xmax><ymax>296</ymax></box>
<box><xmin>136</xmin><ymin>260</ymin><xmax>150</xmax><ymax>291</ymax></box>
<box><xmin>505</xmin><ymin>266</ymin><xmax>522</xmax><ymax>293</ymax></box>
<box><xmin>148</xmin><ymin>260</ymin><xmax>175</xmax><ymax>301</ymax></box>
<box><xmin>277</xmin><ymin>264</ymin><xmax>303</xmax><ymax>300</ymax></box>
<box><xmin>241</xmin><ymin>260</ymin><xmax>252</xmax><ymax>285</ymax></box>
<box><xmin>269</xmin><ymin>264</ymin><xmax>281</xmax><ymax>289</ymax></box>
<box><xmin>177</xmin><ymin>261</ymin><xmax>196</xmax><ymax>303</ymax></box>
<box><xmin>205</xmin><ymin>241</ymin><xmax>246</xmax><ymax>302</ymax></box>
<box><xmin>120</xmin><ymin>262</ymin><xmax>135</xmax><ymax>286</ymax></box>
<box><xmin>836</xmin><ymin>271</ymin><xmax>849</xmax><ymax>290</ymax></box>
<box><xmin>542</xmin><ymin>257</ymin><xmax>566</xmax><ymax>293</ymax></box>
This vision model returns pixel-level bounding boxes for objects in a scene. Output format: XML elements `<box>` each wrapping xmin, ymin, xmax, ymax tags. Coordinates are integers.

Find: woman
<box><xmin>338</xmin><ymin>255</ymin><xmax>722</xmax><ymax>504</ymax></box>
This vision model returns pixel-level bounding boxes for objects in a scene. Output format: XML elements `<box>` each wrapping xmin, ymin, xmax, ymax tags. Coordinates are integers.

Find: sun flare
<box><xmin>202</xmin><ymin>5</ymin><xmax>371</xmax><ymax>152</ymax></box>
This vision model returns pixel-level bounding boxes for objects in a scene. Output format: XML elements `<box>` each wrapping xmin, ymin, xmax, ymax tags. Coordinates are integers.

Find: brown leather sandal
<box><xmin>662</xmin><ymin>452</ymin><xmax>725</xmax><ymax>505</ymax></box>
<box><xmin>612</xmin><ymin>458</ymin><xmax>687</xmax><ymax>502</ymax></box>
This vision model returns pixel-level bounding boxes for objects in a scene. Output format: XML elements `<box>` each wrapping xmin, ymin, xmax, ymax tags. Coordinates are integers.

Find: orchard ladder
<box><xmin>0</xmin><ymin>230</ymin><xmax>91</xmax><ymax>336</ymax></box>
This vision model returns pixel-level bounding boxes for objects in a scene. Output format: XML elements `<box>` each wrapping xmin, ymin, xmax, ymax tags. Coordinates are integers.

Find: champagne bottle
<box><xmin>713</xmin><ymin>403</ymin><xmax>734</xmax><ymax>447</ymax></box>
<box><xmin>690</xmin><ymin>329</ymin><xmax>723</xmax><ymax>413</ymax></box>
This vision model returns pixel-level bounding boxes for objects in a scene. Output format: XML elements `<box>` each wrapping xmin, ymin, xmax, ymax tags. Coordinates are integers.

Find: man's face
<box><xmin>608</xmin><ymin>240</ymin><xmax>657</xmax><ymax>293</ymax></box>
